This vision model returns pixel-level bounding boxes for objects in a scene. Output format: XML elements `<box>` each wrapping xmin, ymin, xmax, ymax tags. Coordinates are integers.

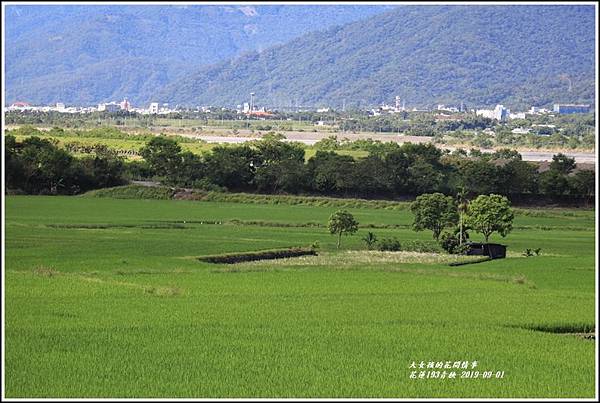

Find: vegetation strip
<box><xmin>198</xmin><ymin>247</ymin><xmax>317</xmax><ymax>264</ymax></box>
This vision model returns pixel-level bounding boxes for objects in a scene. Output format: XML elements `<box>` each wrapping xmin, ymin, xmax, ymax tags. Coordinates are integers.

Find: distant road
<box><xmin>189</xmin><ymin>133</ymin><xmax>596</xmax><ymax>164</ymax></box>
<box><xmin>517</xmin><ymin>151</ymin><xmax>596</xmax><ymax>164</ymax></box>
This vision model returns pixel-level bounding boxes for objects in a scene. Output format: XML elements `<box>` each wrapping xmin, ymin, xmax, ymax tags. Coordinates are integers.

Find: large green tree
<box><xmin>570</xmin><ymin>169</ymin><xmax>595</xmax><ymax>205</ymax></box>
<box><xmin>466</xmin><ymin>194</ymin><xmax>514</xmax><ymax>242</ymax></box>
<box><xmin>139</xmin><ymin>136</ymin><xmax>182</xmax><ymax>182</ymax></box>
<box><xmin>204</xmin><ymin>145</ymin><xmax>258</xmax><ymax>190</ymax></box>
<box><xmin>253</xmin><ymin>138</ymin><xmax>306</xmax><ymax>193</ymax></box>
<box><xmin>549</xmin><ymin>153</ymin><xmax>576</xmax><ymax>175</ymax></box>
<box><xmin>410</xmin><ymin>193</ymin><xmax>459</xmax><ymax>240</ymax></box>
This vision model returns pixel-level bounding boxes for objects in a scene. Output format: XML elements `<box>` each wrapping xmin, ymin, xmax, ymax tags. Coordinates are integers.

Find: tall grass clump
<box><xmin>82</xmin><ymin>185</ymin><xmax>175</xmax><ymax>199</ymax></box>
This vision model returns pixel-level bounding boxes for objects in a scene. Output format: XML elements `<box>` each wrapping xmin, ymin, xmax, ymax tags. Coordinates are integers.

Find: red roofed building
<box><xmin>10</xmin><ymin>101</ymin><xmax>30</xmax><ymax>108</ymax></box>
<box><xmin>248</xmin><ymin>110</ymin><xmax>274</xmax><ymax>117</ymax></box>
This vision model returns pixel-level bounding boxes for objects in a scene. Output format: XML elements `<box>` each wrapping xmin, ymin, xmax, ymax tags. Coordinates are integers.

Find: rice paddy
<box><xmin>3</xmin><ymin>195</ymin><xmax>596</xmax><ymax>398</ymax></box>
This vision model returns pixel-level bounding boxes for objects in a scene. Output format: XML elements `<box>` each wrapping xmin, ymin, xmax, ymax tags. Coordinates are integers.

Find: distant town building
<box><xmin>476</xmin><ymin>105</ymin><xmax>510</xmax><ymax>122</ymax></box>
<box><xmin>98</xmin><ymin>102</ymin><xmax>120</xmax><ymax>112</ymax></box>
<box><xmin>528</xmin><ymin>106</ymin><xmax>549</xmax><ymax>114</ymax></box>
<box><xmin>437</xmin><ymin>104</ymin><xmax>460</xmax><ymax>113</ymax></box>
<box><xmin>120</xmin><ymin>98</ymin><xmax>130</xmax><ymax>111</ymax></box>
<box><xmin>8</xmin><ymin>101</ymin><xmax>32</xmax><ymax>111</ymax></box>
<box><xmin>553</xmin><ymin>104</ymin><xmax>590</xmax><ymax>114</ymax></box>
<box><xmin>511</xmin><ymin>127</ymin><xmax>531</xmax><ymax>134</ymax></box>
<box><xmin>394</xmin><ymin>96</ymin><xmax>406</xmax><ymax>112</ymax></box>
<box><xmin>149</xmin><ymin>102</ymin><xmax>159</xmax><ymax>114</ymax></box>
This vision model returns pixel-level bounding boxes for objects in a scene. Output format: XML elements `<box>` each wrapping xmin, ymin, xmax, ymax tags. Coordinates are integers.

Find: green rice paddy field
<box><xmin>4</xmin><ymin>196</ymin><xmax>597</xmax><ymax>398</ymax></box>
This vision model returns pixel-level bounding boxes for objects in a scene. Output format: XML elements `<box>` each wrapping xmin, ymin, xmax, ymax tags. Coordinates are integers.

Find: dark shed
<box><xmin>465</xmin><ymin>242</ymin><xmax>507</xmax><ymax>259</ymax></box>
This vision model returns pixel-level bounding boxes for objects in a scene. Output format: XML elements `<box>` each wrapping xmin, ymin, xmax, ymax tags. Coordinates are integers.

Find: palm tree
<box><xmin>362</xmin><ymin>231</ymin><xmax>378</xmax><ymax>250</ymax></box>
<box><xmin>457</xmin><ymin>187</ymin><xmax>469</xmax><ymax>245</ymax></box>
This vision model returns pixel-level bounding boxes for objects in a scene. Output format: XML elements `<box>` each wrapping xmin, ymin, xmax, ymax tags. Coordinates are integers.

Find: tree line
<box><xmin>5</xmin><ymin>135</ymin><xmax>126</xmax><ymax>195</ymax></box>
<box><xmin>135</xmin><ymin>135</ymin><xmax>595</xmax><ymax>202</ymax></box>
<box><xmin>4</xmin><ymin>134</ymin><xmax>595</xmax><ymax>203</ymax></box>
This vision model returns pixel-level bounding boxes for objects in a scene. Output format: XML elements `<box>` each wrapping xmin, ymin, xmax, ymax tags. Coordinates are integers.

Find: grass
<box><xmin>82</xmin><ymin>185</ymin><xmax>176</xmax><ymax>200</ymax></box>
<box><xmin>4</xmin><ymin>195</ymin><xmax>596</xmax><ymax>398</ymax></box>
<box><xmin>84</xmin><ymin>184</ymin><xmax>411</xmax><ymax>210</ymax></box>
<box><xmin>8</xmin><ymin>131</ymin><xmax>372</xmax><ymax>162</ymax></box>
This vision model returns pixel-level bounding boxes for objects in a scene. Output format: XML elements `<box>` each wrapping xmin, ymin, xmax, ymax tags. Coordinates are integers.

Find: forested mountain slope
<box><xmin>5</xmin><ymin>4</ymin><xmax>391</xmax><ymax>105</ymax></box>
<box><xmin>160</xmin><ymin>5</ymin><xmax>595</xmax><ymax>109</ymax></box>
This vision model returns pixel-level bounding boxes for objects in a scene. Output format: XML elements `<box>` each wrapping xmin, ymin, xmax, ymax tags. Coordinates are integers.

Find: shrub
<box><xmin>198</xmin><ymin>247</ymin><xmax>317</xmax><ymax>264</ymax></box>
<box><xmin>82</xmin><ymin>184</ymin><xmax>174</xmax><ymax>199</ymax></box>
<box><xmin>191</xmin><ymin>178</ymin><xmax>226</xmax><ymax>192</ymax></box>
<box><xmin>403</xmin><ymin>240</ymin><xmax>442</xmax><ymax>253</ymax></box>
<box><xmin>378</xmin><ymin>237</ymin><xmax>401</xmax><ymax>251</ymax></box>
<box><xmin>362</xmin><ymin>231</ymin><xmax>378</xmax><ymax>250</ymax></box>
<box><xmin>439</xmin><ymin>226</ymin><xmax>470</xmax><ymax>254</ymax></box>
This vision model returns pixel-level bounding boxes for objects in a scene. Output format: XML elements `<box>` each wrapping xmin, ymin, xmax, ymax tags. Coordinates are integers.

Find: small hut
<box><xmin>464</xmin><ymin>242</ymin><xmax>507</xmax><ymax>259</ymax></box>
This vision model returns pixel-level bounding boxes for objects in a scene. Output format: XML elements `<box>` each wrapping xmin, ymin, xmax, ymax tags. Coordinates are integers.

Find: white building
<box><xmin>511</xmin><ymin>127</ymin><xmax>531</xmax><ymax>134</ymax></box>
<box><xmin>476</xmin><ymin>104</ymin><xmax>510</xmax><ymax>122</ymax></box>
<box><xmin>437</xmin><ymin>104</ymin><xmax>459</xmax><ymax>113</ymax></box>
<box><xmin>98</xmin><ymin>102</ymin><xmax>120</xmax><ymax>112</ymax></box>
<box><xmin>148</xmin><ymin>102</ymin><xmax>159</xmax><ymax>114</ymax></box>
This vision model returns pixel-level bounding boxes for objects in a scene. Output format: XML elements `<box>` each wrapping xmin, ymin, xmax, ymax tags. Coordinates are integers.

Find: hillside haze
<box><xmin>160</xmin><ymin>5</ymin><xmax>596</xmax><ymax>110</ymax></box>
<box><xmin>5</xmin><ymin>4</ymin><xmax>392</xmax><ymax>105</ymax></box>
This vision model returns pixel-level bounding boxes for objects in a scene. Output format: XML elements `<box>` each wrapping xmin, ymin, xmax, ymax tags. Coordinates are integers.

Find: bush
<box><xmin>378</xmin><ymin>237</ymin><xmax>401</xmax><ymax>251</ymax></box>
<box><xmin>439</xmin><ymin>227</ymin><xmax>470</xmax><ymax>254</ymax></box>
<box><xmin>402</xmin><ymin>240</ymin><xmax>442</xmax><ymax>253</ymax></box>
<box><xmin>197</xmin><ymin>247</ymin><xmax>317</xmax><ymax>264</ymax></box>
<box><xmin>362</xmin><ymin>231</ymin><xmax>378</xmax><ymax>250</ymax></box>
<box><xmin>523</xmin><ymin>248</ymin><xmax>541</xmax><ymax>257</ymax></box>
<box><xmin>191</xmin><ymin>178</ymin><xmax>226</xmax><ymax>192</ymax></box>
<box><xmin>82</xmin><ymin>184</ymin><xmax>174</xmax><ymax>199</ymax></box>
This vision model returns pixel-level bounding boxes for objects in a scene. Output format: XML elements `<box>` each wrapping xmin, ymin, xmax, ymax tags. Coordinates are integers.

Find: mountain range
<box><xmin>160</xmin><ymin>5</ymin><xmax>596</xmax><ymax>110</ymax></box>
<box><xmin>5</xmin><ymin>5</ymin><xmax>596</xmax><ymax>110</ymax></box>
<box><xmin>5</xmin><ymin>4</ymin><xmax>391</xmax><ymax>105</ymax></box>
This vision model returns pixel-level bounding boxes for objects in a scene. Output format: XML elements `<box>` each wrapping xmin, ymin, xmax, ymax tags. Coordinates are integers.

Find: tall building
<box><xmin>493</xmin><ymin>104</ymin><xmax>510</xmax><ymax>121</ymax></box>
<box><xmin>149</xmin><ymin>102</ymin><xmax>159</xmax><ymax>114</ymax></box>
<box><xmin>120</xmin><ymin>98</ymin><xmax>130</xmax><ymax>111</ymax></box>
